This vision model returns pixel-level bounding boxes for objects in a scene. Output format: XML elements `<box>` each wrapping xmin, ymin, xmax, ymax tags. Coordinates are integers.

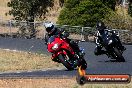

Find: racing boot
<box><xmin>95</xmin><ymin>49</ymin><xmax>107</xmax><ymax>56</ymax></box>
<box><xmin>80</xmin><ymin>61</ymin><xmax>87</xmax><ymax>70</ymax></box>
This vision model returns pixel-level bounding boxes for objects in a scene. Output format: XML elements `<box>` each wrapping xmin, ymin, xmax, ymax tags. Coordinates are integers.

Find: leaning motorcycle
<box><xmin>100</xmin><ymin>31</ymin><xmax>125</xmax><ymax>62</ymax></box>
<box><xmin>47</xmin><ymin>35</ymin><xmax>87</xmax><ymax>70</ymax></box>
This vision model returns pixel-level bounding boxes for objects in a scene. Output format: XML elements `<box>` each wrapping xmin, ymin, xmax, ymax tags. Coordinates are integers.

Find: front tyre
<box><xmin>112</xmin><ymin>47</ymin><xmax>125</xmax><ymax>62</ymax></box>
<box><xmin>58</xmin><ymin>54</ymin><xmax>74</xmax><ymax>70</ymax></box>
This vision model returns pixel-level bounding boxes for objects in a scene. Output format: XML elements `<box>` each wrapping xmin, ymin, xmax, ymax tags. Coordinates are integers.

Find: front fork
<box><xmin>51</xmin><ymin>51</ymin><xmax>65</xmax><ymax>63</ymax></box>
<box><xmin>105</xmin><ymin>45</ymin><xmax>119</xmax><ymax>59</ymax></box>
<box><xmin>51</xmin><ymin>54</ymin><xmax>61</xmax><ymax>63</ymax></box>
<box><xmin>51</xmin><ymin>50</ymin><xmax>74</xmax><ymax>64</ymax></box>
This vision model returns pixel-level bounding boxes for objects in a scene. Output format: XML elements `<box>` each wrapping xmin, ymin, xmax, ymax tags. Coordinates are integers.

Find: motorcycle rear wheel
<box><xmin>80</xmin><ymin>58</ymin><xmax>87</xmax><ymax>70</ymax></box>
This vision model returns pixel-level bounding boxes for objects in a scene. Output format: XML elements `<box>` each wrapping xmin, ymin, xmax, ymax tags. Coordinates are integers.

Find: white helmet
<box><xmin>44</xmin><ymin>22</ymin><xmax>56</xmax><ymax>34</ymax></box>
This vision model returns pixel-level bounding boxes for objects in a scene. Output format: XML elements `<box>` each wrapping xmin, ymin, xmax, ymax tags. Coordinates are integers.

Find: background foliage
<box><xmin>6</xmin><ymin>0</ymin><xmax>132</xmax><ymax>32</ymax></box>
<box><xmin>57</xmin><ymin>0</ymin><xmax>116</xmax><ymax>27</ymax></box>
<box><xmin>128</xmin><ymin>2</ymin><xmax>132</xmax><ymax>17</ymax></box>
<box><xmin>7</xmin><ymin>0</ymin><xmax>54</xmax><ymax>21</ymax></box>
<box><xmin>7</xmin><ymin>0</ymin><xmax>55</xmax><ymax>38</ymax></box>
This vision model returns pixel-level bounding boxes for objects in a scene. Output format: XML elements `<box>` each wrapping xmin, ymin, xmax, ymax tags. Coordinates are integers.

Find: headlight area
<box><xmin>52</xmin><ymin>43</ymin><xmax>59</xmax><ymax>50</ymax></box>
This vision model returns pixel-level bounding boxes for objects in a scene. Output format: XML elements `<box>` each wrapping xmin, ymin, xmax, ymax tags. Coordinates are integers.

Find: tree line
<box><xmin>7</xmin><ymin>0</ymin><xmax>132</xmax><ymax>33</ymax></box>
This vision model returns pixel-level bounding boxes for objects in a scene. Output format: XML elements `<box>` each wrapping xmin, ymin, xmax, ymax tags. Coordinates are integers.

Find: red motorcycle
<box><xmin>47</xmin><ymin>35</ymin><xmax>87</xmax><ymax>70</ymax></box>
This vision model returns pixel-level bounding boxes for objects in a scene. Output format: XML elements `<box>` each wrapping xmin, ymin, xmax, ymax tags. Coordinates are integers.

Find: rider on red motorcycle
<box><xmin>44</xmin><ymin>21</ymin><xmax>80</xmax><ymax>52</ymax></box>
<box><xmin>43</xmin><ymin>22</ymin><xmax>87</xmax><ymax>70</ymax></box>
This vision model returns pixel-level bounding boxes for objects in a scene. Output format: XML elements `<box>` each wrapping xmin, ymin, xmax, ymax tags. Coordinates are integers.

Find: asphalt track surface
<box><xmin>0</xmin><ymin>37</ymin><xmax>132</xmax><ymax>78</ymax></box>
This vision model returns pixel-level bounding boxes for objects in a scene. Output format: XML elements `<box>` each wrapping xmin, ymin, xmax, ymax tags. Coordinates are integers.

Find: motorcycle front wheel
<box><xmin>58</xmin><ymin>54</ymin><xmax>74</xmax><ymax>70</ymax></box>
<box><xmin>112</xmin><ymin>47</ymin><xmax>125</xmax><ymax>62</ymax></box>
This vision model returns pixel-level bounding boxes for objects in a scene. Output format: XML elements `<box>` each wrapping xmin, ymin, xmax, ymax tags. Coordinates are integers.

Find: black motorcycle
<box><xmin>100</xmin><ymin>30</ymin><xmax>125</xmax><ymax>62</ymax></box>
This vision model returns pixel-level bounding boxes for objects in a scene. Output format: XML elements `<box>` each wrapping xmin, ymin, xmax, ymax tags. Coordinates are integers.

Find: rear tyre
<box><xmin>113</xmin><ymin>47</ymin><xmax>125</xmax><ymax>62</ymax></box>
<box><xmin>58</xmin><ymin>54</ymin><xmax>74</xmax><ymax>70</ymax></box>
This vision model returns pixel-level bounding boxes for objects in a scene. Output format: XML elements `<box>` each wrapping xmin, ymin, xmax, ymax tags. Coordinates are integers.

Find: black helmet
<box><xmin>44</xmin><ymin>22</ymin><xmax>56</xmax><ymax>34</ymax></box>
<box><xmin>96</xmin><ymin>21</ymin><xmax>106</xmax><ymax>32</ymax></box>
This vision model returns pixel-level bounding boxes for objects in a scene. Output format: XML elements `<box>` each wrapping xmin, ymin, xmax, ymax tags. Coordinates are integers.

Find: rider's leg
<box><xmin>69</xmin><ymin>39</ymin><xmax>80</xmax><ymax>52</ymax></box>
